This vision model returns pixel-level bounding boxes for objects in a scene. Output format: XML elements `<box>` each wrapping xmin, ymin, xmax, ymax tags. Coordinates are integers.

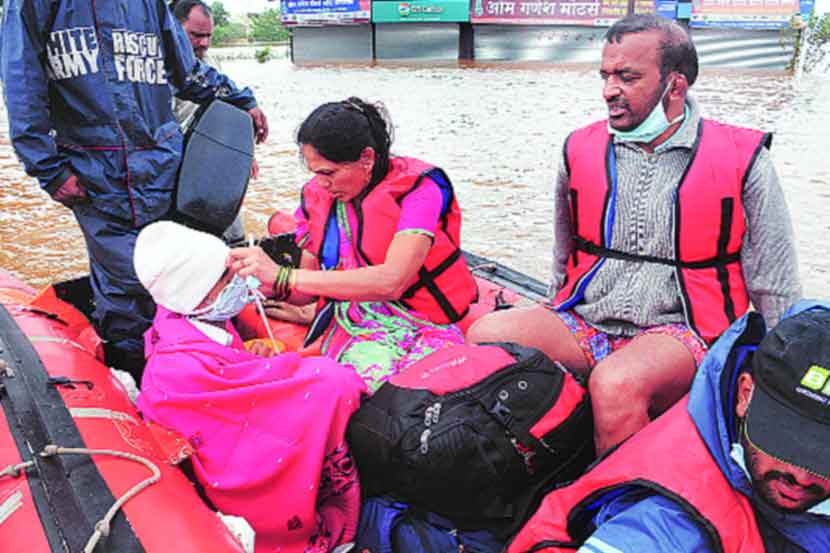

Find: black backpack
<box><xmin>346</xmin><ymin>342</ymin><xmax>595</xmax><ymax>539</ymax></box>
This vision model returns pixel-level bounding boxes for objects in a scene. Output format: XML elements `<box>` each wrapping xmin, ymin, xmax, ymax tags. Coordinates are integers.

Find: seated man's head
<box><xmin>134</xmin><ymin>221</ymin><xmax>252</xmax><ymax>321</ymax></box>
<box><xmin>735</xmin><ymin>309</ymin><xmax>830</xmax><ymax>513</ymax></box>
<box><xmin>601</xmin><ymin>14</ymin><xmax>697</xmax><ymax>138</ymax></box>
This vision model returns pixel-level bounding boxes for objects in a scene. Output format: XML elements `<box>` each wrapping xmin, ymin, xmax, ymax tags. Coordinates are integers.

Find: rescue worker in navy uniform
<box><xmin>0</xmin><ymin>0</ymin><xmax>268</xmax><ymax>378</ymax></box>
<box><xmin>508</xmin><ymin>303</ymin><xmax>830</xmax><ymax>553</ymax></box>
<box><xmin>467</xmin><ymin>14</ymin><xmax>801</xmax><ymax>455</ymax></box>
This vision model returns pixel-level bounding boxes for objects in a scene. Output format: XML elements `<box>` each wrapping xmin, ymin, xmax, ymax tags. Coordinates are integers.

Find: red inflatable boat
<box><xmin>0</xmin><ymin>272</ymin><xmax>247</xmax><ymax>553</ymax></box>
<box><xmin>0</xmin><ymin>234</ymin><xmax>547</xmax><ymax>552</ymax></box>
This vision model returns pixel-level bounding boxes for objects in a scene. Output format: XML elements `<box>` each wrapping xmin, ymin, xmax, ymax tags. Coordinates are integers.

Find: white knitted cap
<box><xmin>134</xmin><ymin>221</ymin><xmax>229</xmax><ymax>314</ymax></box>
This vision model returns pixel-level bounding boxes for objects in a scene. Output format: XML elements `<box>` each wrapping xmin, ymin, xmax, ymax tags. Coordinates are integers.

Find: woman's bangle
<box><xmin>289</xmin><ymin>268</ymin><xmax>297</xmax><ymax>292</ymax></box>
<box><xmin>272</xmin><ymin>266</ymin><xmax>286</xmax><ymax>300</ymax></box>
<box><xmin>282</xmin><ymin>267</ymin><xmax>293</xmax><ymax>299</ymax></box>
<box><xmin>271</xmin><ymin>266</ymin><xmax>294</xmax><ymax>301</ymax></box>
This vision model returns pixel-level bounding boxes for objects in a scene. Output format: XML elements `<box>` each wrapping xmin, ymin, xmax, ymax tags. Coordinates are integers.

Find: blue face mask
<box><xmin>191</xmin><ymin>274</ymin><xmax>260</xmax><ymax>322</ymax></box>
<box><xmin>608</xmin><ymin>78</ymin><xmax>684</xmax><ymax>144</ymax></box>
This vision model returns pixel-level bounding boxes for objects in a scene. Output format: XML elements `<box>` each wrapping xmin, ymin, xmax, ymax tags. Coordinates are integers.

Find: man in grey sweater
<box><xmin>468</xmin><ymin>14</ymin><xmax>800</xmax><ymax>455</ymax></box>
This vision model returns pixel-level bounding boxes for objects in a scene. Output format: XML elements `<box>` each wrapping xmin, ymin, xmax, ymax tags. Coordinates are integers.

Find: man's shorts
<box><xmin>554</xmin><ymin>309</ymin><xmax>708</xmax><ymax>368</ymax></box>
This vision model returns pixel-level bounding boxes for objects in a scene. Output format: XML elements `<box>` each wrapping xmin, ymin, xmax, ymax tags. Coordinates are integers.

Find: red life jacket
<box><xmin>507</xmin><ymin>397</ymin><xmax>764</xmax><ymax>553</ymax></box>
<box><xmin>300</xmin><ymin>156</ymin><xmax>478</xmax><ymax>324</ymax></box>
<box><xmin>552</xmin><ymin>119</ymin><xmax>771</xmax><ymax>343</ymax></box>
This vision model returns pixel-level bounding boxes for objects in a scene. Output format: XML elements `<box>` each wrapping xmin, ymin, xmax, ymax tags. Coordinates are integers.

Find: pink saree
<box><xmin>301</xmin><ymin>201</ymin><xmax>465</xmax><ymax>393</ymax></box>
<box><xmin>138</xmin><ymin>307</ymin><xmax>366</xmax><ymax>552</ymax></box>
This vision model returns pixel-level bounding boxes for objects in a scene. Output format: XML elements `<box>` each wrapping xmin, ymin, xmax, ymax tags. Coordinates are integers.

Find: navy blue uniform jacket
<box><xmin>0</xmin><ymin>0</ymin><xmax>257</xmax><ymax>226</ymax></box>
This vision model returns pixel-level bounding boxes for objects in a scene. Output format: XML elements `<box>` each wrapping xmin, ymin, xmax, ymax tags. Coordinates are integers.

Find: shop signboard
<box><xmin>469</xmin><ymin>0</ymin><xmax>655</xmax><ymax>25</ymax></box>
<box><xmin>689</xmin><ymin>0</ymin><xmax>800</xmax><ymax>28</ymax></box>
<box><xmin>373</xmin><ymin>0</ymin><xmax>471</xmax><ymax>22</ymax></box>
<box><xmin>657</xmin><ymin>0</ymin><xmax>678</xmax><ymax>18</ymax></box>
<box><xmin>281</xmin><ymin>0</ymin><xmax>371</xmax><ymax>26</ymax></box>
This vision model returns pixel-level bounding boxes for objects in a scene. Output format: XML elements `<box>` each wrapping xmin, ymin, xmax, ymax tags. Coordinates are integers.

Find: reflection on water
<box><xmin>1</xmin><ymin>58</ymin><xmax>829</xmax><ymax>299</ymax></box>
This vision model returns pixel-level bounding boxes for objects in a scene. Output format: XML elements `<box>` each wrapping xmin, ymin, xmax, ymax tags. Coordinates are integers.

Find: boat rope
<box><xmin>0</xmin><ymin>460</ymin><xmax>35</xmax><ymax>479</ymax></box>
<box><xmin>0</xmin><ymin>490</ymin><xmax>24</xmax><ymax>526</ymax></box>
<box><xmin>27</xmin><ymin>335</ymin><xmax>90</xmax><ymax>353</ymax></box>
<box><xmin>69</xmin><ymin>407</ymin><xmax>138</xmax><ymax>424</ymax></box>
<box><xmin>39</xmin><ymin>444</ymin><xmax>161</xmax><ymax>553</ymax></box>
<box><xmin>251</xmin><ymin>289</ymin><xmax>279</xmax><ymax>349</ymax></box>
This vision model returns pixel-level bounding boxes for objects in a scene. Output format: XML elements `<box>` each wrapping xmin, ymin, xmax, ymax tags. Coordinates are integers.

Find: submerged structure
<box><xmin>279</xmin><ymin>0</ymin><xmax>813</xmax><ymax>68</ymax></box>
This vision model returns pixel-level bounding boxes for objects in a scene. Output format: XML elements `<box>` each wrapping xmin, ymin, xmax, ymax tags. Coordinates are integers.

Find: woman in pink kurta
<box><xmin>227</xmin><ymin>98</ymin><xmax>472</xmax><ymax>393</ymax></box>
<box><xmin>134</xmin><ymin>221</ymin><xmax>366</xmax><ymax>553</ymax></box>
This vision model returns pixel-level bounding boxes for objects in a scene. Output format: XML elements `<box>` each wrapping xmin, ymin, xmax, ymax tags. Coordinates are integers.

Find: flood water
<box><xmin>1</xmin><ymin>55</ymin><xmax>829</xmax><ymax>300</ymax></box>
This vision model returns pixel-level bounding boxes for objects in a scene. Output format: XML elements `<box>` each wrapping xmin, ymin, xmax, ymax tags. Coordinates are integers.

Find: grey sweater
<box><xmin>550</xmin><ymin>96</ymin><xmax>801</xmax><ymax>336</ymax></box>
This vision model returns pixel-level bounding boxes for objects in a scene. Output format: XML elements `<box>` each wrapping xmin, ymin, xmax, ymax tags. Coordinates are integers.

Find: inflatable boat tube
<box><xmin>0</xmin><ymin>272</ymin><xmax>246</xmax><ymax>553</ymax></box>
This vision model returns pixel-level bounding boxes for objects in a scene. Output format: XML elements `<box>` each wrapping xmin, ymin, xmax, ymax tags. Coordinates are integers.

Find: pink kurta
<box><xmin>293</xmin><ymin>181</ymin><xmax>465</xmax><ymax>393</ymax></box>
<box><xmin>138</xmin><ymin>307</ymin><xmax>366</xmax><ymax>552</ymax></box>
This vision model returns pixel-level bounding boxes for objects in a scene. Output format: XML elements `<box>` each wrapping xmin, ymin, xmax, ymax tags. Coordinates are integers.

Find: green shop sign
<box><xmin>372</xmin><ymin>0</ymin><xmax>470</xmax><ymax>22</ymax></box>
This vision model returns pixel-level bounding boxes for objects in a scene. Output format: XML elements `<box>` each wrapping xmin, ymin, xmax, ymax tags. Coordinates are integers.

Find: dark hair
<box><xmin>296</xmin><ymin>97</ymin><xmax>394</xmax><ymax>191</ymax></box>
<box><xmin>605</xmin><ymin>14</ymin><xmax>698</xmax><ymax>87</ymax></box>
<box><xmin>172</xmin><ymin>0</ymin><xmax>211</xmax><ymax>23</ymax></box>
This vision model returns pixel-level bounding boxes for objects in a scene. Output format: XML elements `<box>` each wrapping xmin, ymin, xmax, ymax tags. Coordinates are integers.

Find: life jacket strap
<box><xmin>401</xmin><ymin>248</ymin><xmax>463</xmax><ymax>322</ymax></box>
<box><xmin>573</xmin><ymin>237</ymin><xmax>740</xmax><ymax>269</ymax></box>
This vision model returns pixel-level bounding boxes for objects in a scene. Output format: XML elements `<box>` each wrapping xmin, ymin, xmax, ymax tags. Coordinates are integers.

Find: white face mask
<box><xmin>190</xmin><ymin>274</ymin><xmax>260</xmax><ymax>322</ymax></box>
<box><xmin>608</xmin><ymin>77</ymin><xmax>684</xmax><ymax>143</ymax></box>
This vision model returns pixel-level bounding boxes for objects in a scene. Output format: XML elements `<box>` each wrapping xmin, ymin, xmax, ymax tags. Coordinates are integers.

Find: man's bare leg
<box><xmin>465</xmin><ymin>305</ymin><xmax>591</xmax><ymax>376</ymax></box>
<box><xmin>589</xmin><ymin>333</ymin><xmax>697</xmax><ymax>455</ymax></box>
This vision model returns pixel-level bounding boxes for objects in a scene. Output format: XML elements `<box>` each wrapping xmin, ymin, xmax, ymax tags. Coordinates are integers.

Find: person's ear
<box><xmin>359</xmin><ymin>146</ymin><xmax>376</xmax><ymax>170</ymax></box>
<box><xmin>669</xmin><ymin>72</ymin><xmax>688</xmax><ymax>98</ymax></box>
<box><xmin>735</xmin><ymin>372</ymin><xmax>755</xmax><ymax>418</ymax></box>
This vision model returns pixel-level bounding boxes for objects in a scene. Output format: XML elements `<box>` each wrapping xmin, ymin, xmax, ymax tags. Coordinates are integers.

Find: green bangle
<box><xmin>272</xmin><ymin>266</ymin><xmax>285</xmax><ymax>299</ymax></box>
<box><xmin>272</xmin><ymin>266</ymin><xmax>293</xmax><ymax>301</ymax></box>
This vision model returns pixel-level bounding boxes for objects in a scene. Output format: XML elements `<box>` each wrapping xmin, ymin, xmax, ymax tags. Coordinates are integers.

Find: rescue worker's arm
<box><xmin>575</xmin><ymin>494</ymin><xmax>716</xmax><ymax>553</ymax></box>
<box><xmin>550</xmin><ymin>154</ymin><xmax>574</xmax><ymax>297</ymax></box>
<box><xmin>0</xmin><ymin>0</ymin><xmax>77</xmax><ymax>198</ymax></box>
<box><xmin>158</xmin><ymin>1</ymin><xmax>268</xmax><ymax>142</ymax></box>
<box><xmin>740</xmin><ymin>147</ymin><xmax>802</xmax><ymax>328</ymax></box>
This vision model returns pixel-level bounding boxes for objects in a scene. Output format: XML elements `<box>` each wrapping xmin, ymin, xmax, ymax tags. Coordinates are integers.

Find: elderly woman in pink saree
<box><xmin>134</xmin><ymin>221</ymin><xmax>366</xmax><ymax>553</ymax></box>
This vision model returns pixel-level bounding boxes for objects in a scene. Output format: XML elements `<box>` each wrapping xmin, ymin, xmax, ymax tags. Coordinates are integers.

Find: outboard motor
<box><xmin>175</xmin><ymin>100</ymin><xmax>255</xmax><ymax>237</ymax></box>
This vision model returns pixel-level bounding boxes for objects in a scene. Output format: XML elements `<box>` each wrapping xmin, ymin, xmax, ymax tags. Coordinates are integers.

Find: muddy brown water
<box><xmin>1</xmin><ymin>58</ymin><xmax>829</xmax><ymax>301</ymax></box>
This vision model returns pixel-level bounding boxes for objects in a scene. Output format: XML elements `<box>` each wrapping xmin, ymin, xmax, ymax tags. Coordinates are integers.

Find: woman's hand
<box><xmin>227</xmin><ymin>247</ymin><xmax>280</xmax><ymax>294</ymax></box>
<box><xmin>244</xmin><ymin>338</ymin><xmax>280</xmax><ymax>358</ymax></box>
<box><xmin>52</xmin><ymin>174</ymin><xmax>89</xmax><ymax>207</ymax></box>
<box><xmin>287</xmin><ymin>233</ymin><xmax>431</xmax><ymax>302</ymax></box>
<box><xmin>263</xmin><ymin>300</ymin><xmax>315</xmax><ymax>324</ymax></box>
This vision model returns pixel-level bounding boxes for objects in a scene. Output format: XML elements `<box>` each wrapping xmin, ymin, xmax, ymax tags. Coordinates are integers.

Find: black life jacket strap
<box><xmin>573</xmin><ymin>236</ymin><xmax>740</xmax><ymax>270</ymax></box>
<box><xmin>715</xmin><ymin>197</ymin><xmax>738</xmax><ymax>322</ymax></box>
<box><xmin>401</xmin><ymin>248</ymin><xmax>463</xmax><ymax>322</ymax></box>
